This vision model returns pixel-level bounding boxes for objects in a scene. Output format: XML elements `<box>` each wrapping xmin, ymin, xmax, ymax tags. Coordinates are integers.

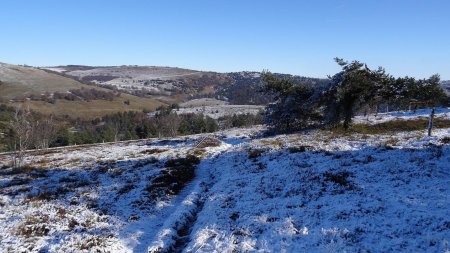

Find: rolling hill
<box><xmin>0</xmin><ymin>63</ymin><xmax>165</xmax><ymax>119</ymax></box>
<box><xmin>42</xmin><ymin>65</ymin><xmax>330</xmax><ymax>105</ymax></box>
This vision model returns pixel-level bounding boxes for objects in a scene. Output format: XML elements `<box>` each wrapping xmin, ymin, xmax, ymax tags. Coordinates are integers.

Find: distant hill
<box><xmin>43</xmin><ymin>65</ymin><xmax>329</xmax><ymax>105</ymax></box>
<box><xmin>0</xmin><ymin>63</ymin><xmax>164</xmax><ymax>119</ymax></box>
<box><xmin>441</xmin><ymin>80</ymin><xmax>450</xmax><ymax>95</ymax></box>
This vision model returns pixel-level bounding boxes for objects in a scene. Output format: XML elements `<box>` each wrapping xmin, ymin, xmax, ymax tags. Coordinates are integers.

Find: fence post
<box><xmin>427</xmin><ymin>107</ymin><xmax>435</xmax><ymax>137</ymax></box>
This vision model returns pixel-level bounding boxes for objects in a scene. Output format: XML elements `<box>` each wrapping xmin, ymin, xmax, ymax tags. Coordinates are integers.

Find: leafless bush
<box><xmin>9</xmin><ymin>106</ymin><xmax>33</xmax><ymax>168</ymax></box>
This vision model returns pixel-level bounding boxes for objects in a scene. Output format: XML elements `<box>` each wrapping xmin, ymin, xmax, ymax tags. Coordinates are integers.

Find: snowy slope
<box><xmin>184</xmin><ymin>129</ymin><xmax>450</xmax><ymax>252</ymax></box>
<box><xmin>1</xmin><ymin>113</ymin><xmax>450</xmax><ymax>252</ymax></box>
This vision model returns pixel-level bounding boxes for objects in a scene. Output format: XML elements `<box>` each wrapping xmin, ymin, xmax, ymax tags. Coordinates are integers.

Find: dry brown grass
<box><xmin>9</xmin><ymin>93</ymin><xmax>163</xmax><ymax>119</ymax></box>
<box><xmin>260</xmin><ymin>139</ymin><xmax>284</xmax><ymax>147</ymax></box>
<box><xmin>189</xmin><ymin>148</ymin><xmax>207</xmax><ymax>159</ymax></box>
<box><xmin>16</xmin><ymin>215</ymin><xmax>50</xmax><ymax>237</ymax></box>
<box><xmin>195</xmin><ymin>137</ymin><xmax>222</xmax><ymax>148</ymax></box>
<box><xmin>67</xmin><ymin>158</ymin><xmax>81</xmax><ymax>163</ymax></box>
<box><xmin>36</xmin><ymin>157</ymin><xmax>63</xmax><ymax>164</ymax></box>
<box><xmin>0</xmin><ymin>64</ymin><xmax>165</xmax><ymax>119</ymax></box>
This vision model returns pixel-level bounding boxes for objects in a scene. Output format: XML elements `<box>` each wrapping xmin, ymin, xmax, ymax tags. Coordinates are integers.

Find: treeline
<box><xmin>3</xmin><ymin>104</ymin><xmax>256</xmax><ymax>152</ymax></box>
<box><xmin>218</xmin><ymin>113</ymin><xmax>263</xmax><ymax>129</ymax></box>
<box><xmin>0</xmin><ymin>103</ymin><xmax>266</xmax><ymax>153</ymax></box>
<box><xmin>65</xmin><ymin>106</ymin><xmax>220</xmax><ymax>145</ymax></box>
<box><xmin>264</xmin><ymin>58</ymin><xmax>449</xmax><ymax>133</ymax></box>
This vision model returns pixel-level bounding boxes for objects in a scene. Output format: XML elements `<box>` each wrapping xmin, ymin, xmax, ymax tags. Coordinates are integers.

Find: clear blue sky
<box><xmin>1</xmin><ymin>0</ymin><xmax>449</xmax><ymax>79</ymax></box>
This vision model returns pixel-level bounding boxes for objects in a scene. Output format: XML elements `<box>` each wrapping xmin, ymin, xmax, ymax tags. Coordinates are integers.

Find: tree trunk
<box><xmin>428</xmin><ymin>108</ymin><xmax>435</xmax><ymax>137</ymax></box>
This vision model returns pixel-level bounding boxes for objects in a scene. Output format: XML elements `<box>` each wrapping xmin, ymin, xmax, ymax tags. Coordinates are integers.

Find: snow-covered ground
<box><xmin>146</xmin><ymin>98</ymin><xmax>264</xmax><ymax>119</ymax></box>
<box><xmin>354</xmin><ymin>108</ymin><xmax>450</xmax><ymax>124</ymax></box>
<box><xmin>175</xmin><ymin>104</ymin><xmax>264</xmax><ymax>119</ymax></box>
<box><xmin>183</xmin><ymin>128</ymin><xmax>450</xmax><ymax>252</ymax></box>
<box><xmin>1</xmin><ymin>112</ymin><xmax>450</xmax><ymax>252</ymax></box>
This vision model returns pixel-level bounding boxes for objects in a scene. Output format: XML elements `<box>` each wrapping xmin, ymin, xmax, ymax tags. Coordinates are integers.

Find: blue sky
<box><xmin>1</xmin><ymin>0</ymin><xmax>449</xmax><ymax>79</ymax></box>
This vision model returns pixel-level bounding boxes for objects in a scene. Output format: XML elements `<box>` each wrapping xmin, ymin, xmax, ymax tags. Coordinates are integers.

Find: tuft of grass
<box><xmin>260</xmin><ymin>139</ymin><xmax>284</xmax><ymax>147</ymax></box>
<box><xmin>248</xmin><ymin>149</ymin><xmax>265</xmax><ymax>159</ymax></box>
<box><xmin>16</xmin><ymin>215</ymin><xmax>50</xmax><ymax>237</ymax></box>
<box><xmin>67</xmin><ymin>158</ymin><xmax>81</xmax><ymax>164</ymax></box>
<box><xmin>68</xmin><ymin>218</ymin><xmax>79</xmax><ymax>230</ymax></box>
<box><xmin>323</xmin><ymin>171</ymin><xmax>354</xmax><ymax>190</ymax></box>
<box><xmin>141</xmin><ymin>148</ymin><xmax>169</xmax><ymax>154</ymax></box>
<box><xmin>190</xmin><ymin>148</ymin><xmax>207</xmax><ymax>159</ymax></box>
<box><xmin>383</xmin><ymin>137</ymin><xmax>399</xmax><ymax>148</ymax></box>
<box><xmin>288</xmin><ymin>145</ymin><xmax>313</xmax><ymax>153</ymax></box>
<box><xmin>77</xmin><ymin>235</ymin><xmax>107</xmax><ymax>250</ymax></box>
<box><xmin>440</xmin><ymin>136</ymin><xmax>450</xmax><ymax>144</ymax></box>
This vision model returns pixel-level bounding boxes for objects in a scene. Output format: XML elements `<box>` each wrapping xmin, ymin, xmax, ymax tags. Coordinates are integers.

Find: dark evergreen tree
<box><xmin>261</xmin><ymin>72</ymin><xmax>323</xmax><ymax>133</ymax></box>
<box><xmin>323</xmin><ymin>58</ymin><xmax>388</xmax><ymax>129</ymax></box>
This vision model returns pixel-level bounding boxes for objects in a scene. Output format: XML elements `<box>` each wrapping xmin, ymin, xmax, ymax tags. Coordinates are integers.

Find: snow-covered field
<box><xmin>175</xmin><ymin>104</ymin><xmax>264</xmax><ymax>119</ymax></box>
<box><xmin>1</xmin><ymin>111</ymin><xmax>450</xmax><ymax>252</ymax></box>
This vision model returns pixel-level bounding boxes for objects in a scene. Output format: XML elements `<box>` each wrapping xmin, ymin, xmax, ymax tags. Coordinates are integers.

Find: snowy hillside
<box><xmin>176</xmin><ymin>105</ymin><xmax>264</xmax><ymax>120</ymax></box>
<box><xmin>1</xmin><ymin>112</ymin><xmax>450</xmax><ymax>252</ymax></box>
<box><xmin>42</xmin><ymin>66</ymin><xmax>205</xmax><ymax>97</ymax></box>
<box><xmin>41</xmin><ymin>66</ymin><xmax>328</xmax><ymax>105</ymax></box>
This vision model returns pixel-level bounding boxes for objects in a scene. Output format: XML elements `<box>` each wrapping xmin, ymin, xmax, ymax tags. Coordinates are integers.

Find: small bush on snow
<box><xmin>440</xmin><ymin>136</ymin><xmax>450</xmax><ymax>144</ymax></box>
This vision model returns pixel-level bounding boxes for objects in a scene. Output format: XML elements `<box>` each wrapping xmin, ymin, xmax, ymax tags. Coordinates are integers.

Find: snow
<box><xmin>1</xmin><ymin>111</ymin><xmax>450</xmax><ymax>252</ymax></box>
<box><xmin>354</xmin><ymin>108</ymin><xmax>450</xmax><ymax>124</ymax></box>
<box><xmin>174</xmin><ymin>104</ymin><xmax>264</xmax><ymax>119</ymax></box>
<box><xmin>42</xmin><ymin>66</ymin><xmax>202</xmax><ymax>95</ymax></box>
<box><xmin>185</xmin><ymin>129</ymin><xmax>450</xmax><ymax>252</ymax></box>
<box><xmin>179</xmin><ymin>98</ymin><xmax>229</xmax><ymax>108</ymax></box>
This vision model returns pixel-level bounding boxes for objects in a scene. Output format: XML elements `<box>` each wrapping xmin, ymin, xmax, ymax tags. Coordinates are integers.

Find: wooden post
<box><xmin>428</xmin><ymin>108</ymin><xmax>435</xmax><ymax>137</ymax></box>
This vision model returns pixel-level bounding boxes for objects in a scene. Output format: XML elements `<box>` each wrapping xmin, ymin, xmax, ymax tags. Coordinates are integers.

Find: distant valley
<box><xmin>42</xmin><ymin>65</ymin><xmax>329</xmax><ymax>106</ymax></box>
<box><xmin>1</xmin><ymin>62</ymin><xmax>449</xmax><ymax>119</ymax></box>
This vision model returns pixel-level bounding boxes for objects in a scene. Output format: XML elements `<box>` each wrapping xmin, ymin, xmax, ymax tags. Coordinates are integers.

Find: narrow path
<box><xmin>144</xmin><ymin>152</ymin><xmax>222</xmax><ymax>253</ymax></box>
<box><xmin>146</xmin><ymin>137</ymin><xmax>248</xmax><ymax>253</ymax></box>
<box><xmin>128</xmin><ymin>169</ymin><xmax>208</xmax><ymax>253</ymax></box>
<box><xmin>120</xmin><ymin>141</ymin><xmax>225</xmax><ymax>253</ymax></box>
